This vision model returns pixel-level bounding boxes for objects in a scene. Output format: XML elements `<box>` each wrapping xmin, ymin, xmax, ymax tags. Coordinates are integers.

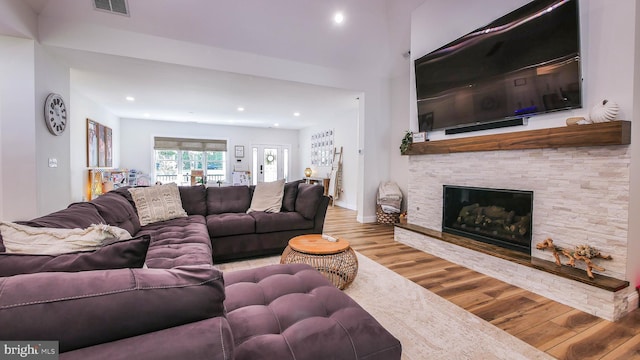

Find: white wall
<box><xmin>388</xmin><ymin>74</ymin><xmax>410</xmax><ymax>210</ymax></box>
<box><xmin>1</xmin><ymin>3</ymin><xmax>74</xmax><ymax>218</ymax></box>
<box><xmin>69</xmin><ymin>90</ymin><xmax>120</xmax><ymax>202</ymax></box>
<box><xmin>627</xmin><ymin>1</ymin><xmax>640</xmax><ymax>290</ymax></box>
<box><xmin>0</xmin><ymin>0</ymin><xmax>37</xmax><ymax>39</ymax></box>
<box><xmin>0</xmin><ymin>35</ymin><xmax>37</xmax><ymax>220</ymax></box>
<box><xmin>299</xmin><ymin>104</ymin><xmax>359</xmax><ymax>210</ymax></box>
<box><xmin>120</xmin><ymin>118</ymin><xmax>299</xmax><ymax>183</ymax></box>
<box><xmin>34</xmin><ymin>44</ymin><xmax>71</xmax><ymax>215</ymax></box>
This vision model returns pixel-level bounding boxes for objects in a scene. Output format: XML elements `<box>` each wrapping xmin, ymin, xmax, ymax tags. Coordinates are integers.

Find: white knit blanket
<box><xmin>0</xmin><ymin>222</ymin><xmax>131</xmax><ymax>255</ymax></box>
<box><xmin>377</xmin><ymin>181</ymin><xmax>403</xmax><ymax>212</ymax></box>
<box><xmin>377</xmin><ymin>181</ymin><xmax>403</xmax><ymax>200</ymax></box>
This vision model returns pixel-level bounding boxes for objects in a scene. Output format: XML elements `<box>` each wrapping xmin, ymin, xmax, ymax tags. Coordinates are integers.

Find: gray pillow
<box><xmin>282</xmin><ymin>180</ymin><xmax>303</xmax><ymax>212</ymax></box>
<box><xmin>295</xmin><ymin>183</ymin><xmax>324</xmax><ymax>220</ymax></box>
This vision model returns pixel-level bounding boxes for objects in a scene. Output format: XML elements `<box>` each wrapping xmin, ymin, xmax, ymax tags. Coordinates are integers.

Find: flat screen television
<box><xmin>414</xmin><ymin>0</ymin><xmax>582</xmax><ymax>133</ymax></box>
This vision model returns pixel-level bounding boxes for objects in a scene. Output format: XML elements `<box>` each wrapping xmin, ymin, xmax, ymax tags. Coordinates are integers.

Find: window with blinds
<box><xmin>153</xmin><ymin>137</ymin><xmax>227</xmax><ymax>151</ymax></box>
<box><xmin>153</xmin><ymin>137</ymin><xmax>227</xmax><ymax>185</ymax></box>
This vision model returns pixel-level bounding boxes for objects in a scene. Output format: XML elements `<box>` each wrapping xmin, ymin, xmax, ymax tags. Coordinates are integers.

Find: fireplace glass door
<box><xmin>442</xmin><ymin>185</ymin><xmax>533</xmax><ymax>254</ymax></box>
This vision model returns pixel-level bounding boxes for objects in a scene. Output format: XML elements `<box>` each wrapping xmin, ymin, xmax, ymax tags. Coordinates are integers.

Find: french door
<box><xmin>252</xmin><ymin>144</ymin><xmax>290</xmax><ymax>184</ymax></box>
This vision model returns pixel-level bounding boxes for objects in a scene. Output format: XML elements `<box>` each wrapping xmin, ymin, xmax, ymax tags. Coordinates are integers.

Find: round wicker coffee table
<box><xmin>281</xmin><ymin>234</ymin><xmax>358</xmax><ymax>290</ymax></box>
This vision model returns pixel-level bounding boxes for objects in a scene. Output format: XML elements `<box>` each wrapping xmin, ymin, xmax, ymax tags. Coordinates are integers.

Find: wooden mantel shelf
<box><xmin>402</xmin><ymin>121</ymin><xmax>631</xmax><ymax>155</ymax></box>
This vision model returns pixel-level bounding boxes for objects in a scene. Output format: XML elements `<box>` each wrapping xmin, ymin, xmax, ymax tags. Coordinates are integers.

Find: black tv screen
<box><xmin>414</xmin><ymin>0</ymin><xmax>582</xmax><ymax>133</ymax></box>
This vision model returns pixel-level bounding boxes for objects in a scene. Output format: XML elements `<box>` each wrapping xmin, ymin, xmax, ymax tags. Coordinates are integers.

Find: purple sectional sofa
<box><xmin>0</xmin><ymin>181</ymin><xmax>401</xmax><ymax>359</ymax></box>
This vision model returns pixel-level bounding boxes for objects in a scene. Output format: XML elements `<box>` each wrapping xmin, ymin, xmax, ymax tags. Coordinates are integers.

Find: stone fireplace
<box><xmin>395</xmin><ymin>123</ymin><xmax>636</xmax><ymax>321</ymax></box>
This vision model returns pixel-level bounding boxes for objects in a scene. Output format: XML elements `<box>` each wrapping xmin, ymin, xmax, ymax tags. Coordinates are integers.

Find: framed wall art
<box><xmin>88</xmin><ymin>119</ymin><xmax>113</xmax><ymax>168</ymax></box>
<box><xmin>105</xmin><ymin>127</ymin><xmax>113</xmax><ymax>167</ymax></box>
<box><xmin>235</xmin><ymin>145</ymin><xmax>244</xmax><ymax>158</ymax></box>
<box><xmin>98</xmin><ymin>124</ymin><xmax>106</xmax><ymax>167</ymax></box>
<box><xmin>86</xmin><ymin>119</ymin><xmax>98</xmax><ymax>167</ymax></box>
<box><xmin>310</xmin><ymin>129</ymin><xmax>334</xmax><ymax>166</ymax></box>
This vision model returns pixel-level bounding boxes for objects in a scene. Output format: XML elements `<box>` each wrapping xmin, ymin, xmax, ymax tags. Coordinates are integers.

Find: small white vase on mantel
<box><xmin>589</xmin><ymin>99</ymin><xmax>619</xmax><ymax>123</ymax></box>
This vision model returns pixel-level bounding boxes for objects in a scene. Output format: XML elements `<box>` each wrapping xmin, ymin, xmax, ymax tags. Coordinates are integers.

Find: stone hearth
<box><xmin>400</xmin><ymin>141</ymin><xmax>636</xmax><ymax>321</ymax></box>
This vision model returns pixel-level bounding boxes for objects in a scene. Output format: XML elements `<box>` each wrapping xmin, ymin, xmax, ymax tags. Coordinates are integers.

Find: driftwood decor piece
<box><xmin>536</xmin><ymin>238</ymin><xmax>612</xmax><ymax>279</ymax></box>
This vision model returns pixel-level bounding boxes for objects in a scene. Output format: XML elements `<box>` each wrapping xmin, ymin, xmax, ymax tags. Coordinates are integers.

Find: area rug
<box><xmin>216</xmin><ymin>252</ymin><xmax>553</xmax><ymax>360</ymax></box>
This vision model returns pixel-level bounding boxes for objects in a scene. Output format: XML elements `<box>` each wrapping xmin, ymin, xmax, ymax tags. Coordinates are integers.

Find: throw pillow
<box><xmin>91</xmin><ymin>192</ymin><xmax>141</xmax><ymax>236</ymax></box>
<box><xmin>128</xmin><ymin>183</ymin><xmax>188</xmax><ymax>226</ymax></box>
<box><xmin>247</xmin><ymin>179</ymin><xmax>286</xmax><ymax>213</ymax></box>
<box><xmin>282</xmin><ymin>180</ymin><xmax>303</xmax><ymax>212</ymax></box>
<box><xmin>0</xmin><ymin>222</ymin><xmax>132</xmax><ymax>255</ymax></box>
<box><xmin>0</xmin><ymin>235</ymin><xmax>151</xmax><ymax>277</ymax></box>
<box><xmin>179</xmin><ymin>184</ymin><xmax>207</xmax><ymax>216</ymax></box>
<box><xmin>295</xmin><ymin>183</ymin><xmax>324</xmax><ymax>220</ymax></box>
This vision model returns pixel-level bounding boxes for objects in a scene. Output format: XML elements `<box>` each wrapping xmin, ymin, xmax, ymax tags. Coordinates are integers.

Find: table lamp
<box><xmin>304</xmin><ymin>167</ymin><xmax>312</xmax><ymax>178</ymax></box>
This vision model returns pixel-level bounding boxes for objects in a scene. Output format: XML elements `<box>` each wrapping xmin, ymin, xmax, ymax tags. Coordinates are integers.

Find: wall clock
<box><xmin>44</xmin><ymin>93</ymin><xmax>67</xmax><ymax>136</ymax></box>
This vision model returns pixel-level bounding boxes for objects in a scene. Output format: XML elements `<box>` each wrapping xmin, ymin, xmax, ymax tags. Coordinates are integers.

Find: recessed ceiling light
<box><xmin>237</xmin><ymin>107</ymin><xmax>245</xmax><ymax>112</ymax></box>
<box><xmin>274</xmin><ymin>123</ymin><xmax>279</xmax><ymax>127</ymax></box>
<box><xmin>126</xmin><ymin>96</ymin><xmax>135</xmax><ymax>101</ymax></box>
<box><xmin>143</xmin><ymin>113</ymin><xmax>150</xmax><ymax>117</ymax></box>
<box><xmin>293</xmin><ymin>112</ymin><xmax>301</xmax><ymax>117</ymax></box>
<box><xmin>334</xmin><ymin>12</ymin><xmax>344</xmax><ymax>24</ymax></box>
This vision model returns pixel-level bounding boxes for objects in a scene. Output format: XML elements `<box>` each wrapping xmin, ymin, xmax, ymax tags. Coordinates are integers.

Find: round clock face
<box><xmin>44</xmin><ymin>93</ymin><xmax>67</xmax><ymax>136</ymax></box>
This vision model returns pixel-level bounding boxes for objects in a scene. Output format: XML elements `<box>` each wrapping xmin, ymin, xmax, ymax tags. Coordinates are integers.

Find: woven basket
<box><xmin>376</xmin><ymin>205</ymin><xmax>400</xmax><ymax>224</ymax></box>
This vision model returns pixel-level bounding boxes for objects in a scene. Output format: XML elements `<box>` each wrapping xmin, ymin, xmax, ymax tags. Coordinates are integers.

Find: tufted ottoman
<box><xmin>224</xmin><ymin>263</ymin><xmax>402</xmax><ymax>360</ymax></box>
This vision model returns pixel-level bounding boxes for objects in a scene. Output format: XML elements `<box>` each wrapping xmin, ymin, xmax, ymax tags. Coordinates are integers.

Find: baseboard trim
<box><xmin>358</xmin><ymin>215</ymin><xmax>377</xmax><ymax>224</ymax></box>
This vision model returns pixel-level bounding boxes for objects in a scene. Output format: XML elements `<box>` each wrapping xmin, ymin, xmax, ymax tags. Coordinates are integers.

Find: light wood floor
<box><xmin>323</xmin><ymin>206</ymin><xmax>640</xmax><ymax>360</ymax></box>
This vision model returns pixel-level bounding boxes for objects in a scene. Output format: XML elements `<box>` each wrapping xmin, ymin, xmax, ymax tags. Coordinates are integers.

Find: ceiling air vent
<box><xmin>93</xmin><ymin>0</ymin><xmax>129</xmax><ymax>16</ymax></box>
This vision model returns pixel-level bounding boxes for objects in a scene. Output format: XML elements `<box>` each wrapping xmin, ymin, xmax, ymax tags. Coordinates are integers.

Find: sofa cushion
<box><xmin>0</xmin><ymin>235</ymin><xmax>150</xmax><ymax>277</ymax></box>
<box><xmin>282</xmin><ymin>180</ymin><xmax>303</xmax><ymax>212</ymax></box>
<box><xmin>224</xmin><ymin>264</ymin><xmax>402</xmax><ymax>360</ymax></box>
<box><xmin>295</xmin><ymin>183</ymin><xmax>324</xmax><ymax>220</ymax></box>
<box><xmin>207</xmin><ymin>186</ymin><xmax>252</xmax><ymax>214</ymax></box>
<box><xmin>60</xmin><ymin>317</ymin><xmax>235</xmax><ymax>360</ymax></box>
<box><xmin>91</xmin><ymin>192</ymin><xmax>141</xmax><ymax>236</ymax></box>
<box><xmin>0</xmin><ymin>265</ymin><xmax>226</xmax><ymax>353</ymax></box>
<box><xmin>0</xmin><ymin>222</ymin><xmax>132</xmax><ymax>255</ymax></box>
<box><xmin>16</xmin><ymin>202</ymin><xmax>106</xmax><ymax>229</ymax></box>
<box><xmin>179</xmin><ymin>185</ymin><xmax>207</xmax><ymax>216</ymax></box>
<box><xmin>249</xmin><ymin>212</ymin><xmax>314</xmax><ymax>233</ymax></box>
<box><xmin>138</xmin><ymin>215</ymin><xmax>213</xmax><ymax>268</ymax></box>
<box><xmin>207</xmin><ymin>213</ymin><xmax>256</xmax><ymax>237</ymax></box>
<box><xmin>128</xmin><ymin>183</ymin><xmax>188</xmax><ymax>226</ymax></box>
<box><xmin>247</xmin><ymin>179</ymin><xmax>285</xmax><ymax>213</ymax></box>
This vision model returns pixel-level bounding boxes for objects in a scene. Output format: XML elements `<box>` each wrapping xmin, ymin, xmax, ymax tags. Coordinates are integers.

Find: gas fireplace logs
<box><xmin>535</xmin><ymin>238</ymin><xmax>612</xmax><ymax>279</ymax></box>
<box><xmin>456</xmin><ymin>203</ymin><xmax>530</xmax><ymax>236</ymax></box>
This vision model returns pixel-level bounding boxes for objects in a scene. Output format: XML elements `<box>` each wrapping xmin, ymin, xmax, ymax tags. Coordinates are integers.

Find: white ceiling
<box><xmin>23</xmin><ymin>0</ymin><xmax>426</xmax><ymax>129</ymax></box>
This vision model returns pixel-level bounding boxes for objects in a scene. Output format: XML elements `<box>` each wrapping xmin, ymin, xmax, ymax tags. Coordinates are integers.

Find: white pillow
<box><xmin>0</xmin><ymin>222</ymin><xmax>131</xmax><ymax>255</ymax></box>
<box><xmin>247</xmin><ymin>179</ymin><xmax>286</xmax><ymax>213</ymax></box>
<box><xmin>128</xmin><ymin>183</ymin><xmax>188</xmax><ymax>226</ymax></box>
